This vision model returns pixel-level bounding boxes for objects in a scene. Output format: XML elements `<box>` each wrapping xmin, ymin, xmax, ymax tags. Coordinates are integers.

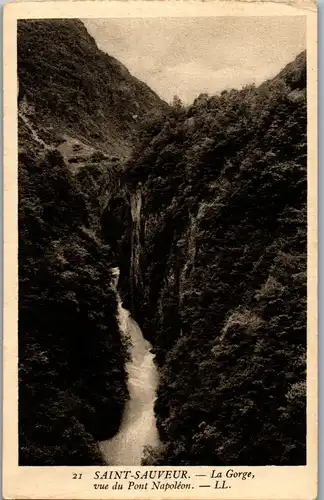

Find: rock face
<box><xmin>123</xmin><ymin>50</ymin><xmax>307</xmax><ymax>466</ymax></box>
<box><xmin>17</xmin><ymin>19</ymin><xmax>167</xmax><ymax>163</ymax></box>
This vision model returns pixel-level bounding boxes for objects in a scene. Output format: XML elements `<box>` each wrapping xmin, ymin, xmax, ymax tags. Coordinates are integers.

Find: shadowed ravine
<box><xmin>99</xmin><ymin>269</ymin><xmax>161</xmax><ymax>465</ymax></box>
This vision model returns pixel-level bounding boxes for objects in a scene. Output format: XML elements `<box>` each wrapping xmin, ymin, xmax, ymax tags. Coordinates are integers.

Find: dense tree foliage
<box><xmin>19</xmin><ymin>149</ymin><xmax>129</xmax><ymax>465</ymax></box>
<box><xmin>124</xmin><ymin>51</ymin><xmax>307</xmax><ymax>465</ymax></box>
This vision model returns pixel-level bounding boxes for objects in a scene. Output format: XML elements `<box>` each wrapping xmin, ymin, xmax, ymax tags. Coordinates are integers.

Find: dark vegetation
<box><xmin>17</xmin><ymin>18</ymin><xmax>165</xmax><ymax>465</ymax></box>
<box><xmin>18</xmin><ymin>16</ymin><xmax>307</xmax><ymax>466</ymax></box>
<box><xmin>19</xmin><ymin>149</ymin><xmax>128</xmax><ymax>465</ymax></box>
<box><xmin>124</xmin><ymin>51</ymin><xmax>307</xmax><ymax>465</ymax></box>
<box><xmin>18</xmin><ymin>18</ymin><xmax>168</xmax><ymax>466</ymax></box>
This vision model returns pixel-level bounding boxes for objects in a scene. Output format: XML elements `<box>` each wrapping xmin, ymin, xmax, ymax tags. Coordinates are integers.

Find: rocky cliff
<box><xmin>123</xmin><ymin>50</ymin><xmax>307</xmax><ymax>465</ymax></box>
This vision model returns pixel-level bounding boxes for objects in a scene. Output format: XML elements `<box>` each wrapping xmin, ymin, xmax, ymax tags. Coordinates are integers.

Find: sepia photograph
<box><xmin>2</xmin><ymin>3</ymin><xmax>318</xmax><ymax>498</ymax></box>
<box><xmin>17</xmin><ymin>14</ymin><xmax>308</xmax><ymax>468</ymax></box>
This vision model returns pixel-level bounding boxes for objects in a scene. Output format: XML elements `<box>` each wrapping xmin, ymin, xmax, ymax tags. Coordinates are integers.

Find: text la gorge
<box><xmin>211</xmin><ymin>470</ymin><xmax>255</xmax><ymax>480</ymax></box>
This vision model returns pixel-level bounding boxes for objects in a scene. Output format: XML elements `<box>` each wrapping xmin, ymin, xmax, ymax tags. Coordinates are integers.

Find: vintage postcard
<box><xmin>3</xmin><ymin>1</ymin><xmax>318</xmax><ymax>499</ymax></box>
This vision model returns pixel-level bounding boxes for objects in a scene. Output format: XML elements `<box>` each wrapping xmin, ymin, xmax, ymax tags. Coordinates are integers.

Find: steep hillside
<box><xmin>123</xmin><ymin>50</ymin><xmax>307</xmax><ymax>465</ymax></box>
<box><xmin>19</xmin><ymin>148</ymin><xmax>131</xmax><ymax>465</ymax></box>
<box><xmin>17</xmin><ymin>19</ymin><xmax>167</xmax><ymax>165</ymax></box>
<box><xmin>17</xmin><ymin>19</ymin><xmax>167</xmax><ymax>466</ymax></box>
<box><xmin>262</xmin><ymin>50</ymin><xmax>306</xmax><ymax>91</ymax></box>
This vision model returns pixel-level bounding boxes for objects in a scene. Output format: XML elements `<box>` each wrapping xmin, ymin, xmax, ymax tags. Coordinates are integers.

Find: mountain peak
<box><xmin>18</xmin><ymin>19</ymin><xmax>168</xmax><ymax>164</ymax></box>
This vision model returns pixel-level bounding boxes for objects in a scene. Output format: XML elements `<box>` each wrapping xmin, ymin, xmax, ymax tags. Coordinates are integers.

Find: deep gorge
<box><xmin>18</xmin><ymin>18</ymin><xmax>307</xmax><ymax>467</ymax></box>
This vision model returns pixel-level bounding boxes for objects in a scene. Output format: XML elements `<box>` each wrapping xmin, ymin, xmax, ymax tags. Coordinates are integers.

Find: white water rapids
<box><xmin>99</xmin><ymin>269</ymin><xmax>160</xmax><ymax>465</ymax></box>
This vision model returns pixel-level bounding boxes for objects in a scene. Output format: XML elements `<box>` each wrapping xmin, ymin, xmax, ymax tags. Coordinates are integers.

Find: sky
<box><xmin>83</xmin><ymin>17</ymin><xmax>306</xmax><ymax>104</ymax></box>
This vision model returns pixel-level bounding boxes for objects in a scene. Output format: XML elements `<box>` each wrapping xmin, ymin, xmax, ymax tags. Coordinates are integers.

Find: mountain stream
<box><xmin>99</xmin><ymin>268</ymin><xmax>160</xmax><ymax>465</ymax></box>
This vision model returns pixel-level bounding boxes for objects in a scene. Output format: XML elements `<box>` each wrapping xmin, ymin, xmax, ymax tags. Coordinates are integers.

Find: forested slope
<box><xmin>19</xmin><ymin>148</ymin><xmax>130</xmax><ymax>465</ymax></box>
<box><xmin>124</xmin><ymin>50</ymin><xmax>307</xmax><ymax>465</ymax></box>
<box><xmin>18</xmin><ymin>19</ymin><xmax>167</xmax><ymax>465</ymax></box>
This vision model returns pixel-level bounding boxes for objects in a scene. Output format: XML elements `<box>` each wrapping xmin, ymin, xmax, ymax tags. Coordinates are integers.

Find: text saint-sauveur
<box><xmin>94</xmin><ymin>471</ymin><xmax>190</xmax><ymax>480</ymax></box>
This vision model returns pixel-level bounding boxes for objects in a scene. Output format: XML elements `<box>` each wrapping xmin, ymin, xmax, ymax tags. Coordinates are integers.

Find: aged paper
<box><xmin>3</xmin><ymin>1</ymin><xmax>317</xmax><ymax>499</ymax></box>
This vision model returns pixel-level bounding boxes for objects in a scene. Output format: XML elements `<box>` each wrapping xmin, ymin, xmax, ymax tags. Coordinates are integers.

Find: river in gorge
<box><xmin>99</xmin><ymin>270</ymin><xmax>161</xmax><ymax>465</ymax></box>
